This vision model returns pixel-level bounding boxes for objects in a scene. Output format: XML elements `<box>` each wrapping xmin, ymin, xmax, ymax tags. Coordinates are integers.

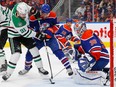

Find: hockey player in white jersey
<box><xmin>0</xmin><ymin>4</ymin><xmax>11</xmax><ymax>73</ymax></box>
<box><xmin>2</xmin><ymin>2</ymin><xmax>49</xmax><ymax>81</ymax></box>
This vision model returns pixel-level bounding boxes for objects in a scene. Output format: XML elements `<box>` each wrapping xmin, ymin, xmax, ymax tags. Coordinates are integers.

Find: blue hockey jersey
<box><xmin>29</xmin><ymin>11</ymin><xmax>59</xmax><ymax>39</ymax></box>
<box><xmin>76</xmin><ymin>29</ymin><xmax>109</xmax><ymax>61</ymax></box>
<box><xmin>55</xmin><ymin>24</ymin><xmax>79</xmax><ymax>47</ymax></box>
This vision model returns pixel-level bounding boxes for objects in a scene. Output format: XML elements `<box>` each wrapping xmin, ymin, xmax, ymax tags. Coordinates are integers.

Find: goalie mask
<box><xmin>74</xmin><ymin>21</ymin><xmax>86</xmax><ymax>38</ymax></box>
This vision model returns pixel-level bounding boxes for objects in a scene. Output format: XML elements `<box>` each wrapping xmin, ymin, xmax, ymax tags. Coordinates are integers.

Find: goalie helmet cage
<box><xmin>110</xmin><ymin>19</ymin><xmax>114</xmax><ymax>87</ymax></box>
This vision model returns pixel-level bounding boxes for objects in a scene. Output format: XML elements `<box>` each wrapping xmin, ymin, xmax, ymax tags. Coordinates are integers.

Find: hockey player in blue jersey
<box><xmin>72</xmin><ymin>21</ymin><xmax>112</xmax><ymax>85</ymax></box>
<box><xmin>18</xmin><ymin>4</ymin><xmax>73</xmax><ymax>76</ymax></box>
<box><xmin>55</xmin><ymin>18</ymin><xmax>79</xmax><ymax>62</ymax></box>
<box><xmin>73</xmin><ymin>21</ymin><xmax>109</xmax><ymax>72</ymax></box>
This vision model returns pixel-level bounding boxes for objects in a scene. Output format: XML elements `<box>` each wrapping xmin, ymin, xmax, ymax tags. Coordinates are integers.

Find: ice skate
<box><xmin>103</xmin><ymin>70</ymin><xmax>110</xmax><ymax>86</ymax></box>
<box><xmin>114</xmin><ymin>67</ymin><xmax>116</xmax><ymax>81</ymax></box>
<box><xmin>67</xmin><ymin>68</ymin><xmax>73</xmax><ymax>76</ymax></box>
<box><xmin>18</xmin><ymin>66</ymin><xmax>32</xmax><ymax>75</ymax></box>
<box><xmin>2</xmin><ymin>73</ymin><xmax>11</xmax><ymax>81</ymax></box>
<box><xmin>0</xmin><ymin>60</ymin><xmax>7</xmax><ymax>72</ymax></box>
<box><xmin>38</xmin><ymin>67</ymin><xmax>49</xmax><ymax>75</ymax></box>
<box><xmin>0</xmin><ymin>64</ymin><xmax>7</xmax><ymax>72</ymax></box>
<box><xmin>18</xmin><ymin>69</ymin><xmax>30</xmax><ymax>75</ymax></box>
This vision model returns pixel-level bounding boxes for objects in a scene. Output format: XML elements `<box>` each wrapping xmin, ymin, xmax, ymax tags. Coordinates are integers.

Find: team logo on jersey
<box><xmin>40</xmin><ymin>23</ymin><xmax>50</xmax><ymax>32</ymax></box>
<box><xmin>62</xmin><ymin>30</ymin><xmax>66</xmax><ymax>35</ymax></box>
<box><xmin>89</xmin><ymin>39</ymin><xmax>97</xmax><ymax>46</ymax></box>
<box><xmin>18</xmin><ymin>22</ymin><xmax>23</xmax><ymax>27</ymax></box>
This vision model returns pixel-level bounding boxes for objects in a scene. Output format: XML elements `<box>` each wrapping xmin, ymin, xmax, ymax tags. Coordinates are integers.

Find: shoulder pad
<box><xmin>81</xmin><ymin>29</ymin><xmax>93</xmax><ymax>40</ymax></box>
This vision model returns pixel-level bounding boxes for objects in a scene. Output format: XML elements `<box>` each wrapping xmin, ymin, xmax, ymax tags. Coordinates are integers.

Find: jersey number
<box><xmin>20</xmin><ymin>28</ymin><xmax>26</xmax><ymax>33</ymax></box>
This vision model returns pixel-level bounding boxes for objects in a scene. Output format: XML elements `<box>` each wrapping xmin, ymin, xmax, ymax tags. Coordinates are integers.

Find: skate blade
<box><xmin>39</xmin><ymin>73</ymin><xmax>49</xmax><ymax>80</ymax></box>
<box><xmin>0</xmin><ymin>71</ymin><xmax>6</xmax><ymax>76</ymax></box>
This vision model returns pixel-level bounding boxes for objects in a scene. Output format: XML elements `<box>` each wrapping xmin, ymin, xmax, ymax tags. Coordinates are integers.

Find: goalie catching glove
<box><xmin>78</xmin><ymin>53</ymin><xmax>96</xmax><ymax>72</ymax></box>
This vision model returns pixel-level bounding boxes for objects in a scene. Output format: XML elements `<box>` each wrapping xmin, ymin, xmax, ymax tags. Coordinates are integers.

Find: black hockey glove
<box><xmin>30</xmin><ymin>7</ymin><xmax>40</xmax><ymax>18</ymax></box>
<box><xmin>36</xmin><ymin>32</ymin><xmax>46</xmax><ymax>41</ymax></box>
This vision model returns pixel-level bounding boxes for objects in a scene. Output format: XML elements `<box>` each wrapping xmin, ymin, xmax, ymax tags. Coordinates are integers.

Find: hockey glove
<box><xmin>30</xmin><ymin>7</ymin><xmax>40</xmax><ymax>19</ymax></box>
<box><xmin>36</xmin><ymin>32</ymin><xmax>46</xmax><ymax>41</ymax></box>
<box><xmin>85</xmin><ymin>53</ymin><xmax>96</xmax><ymax>72</ymax></box>
<box><xmin>78</xmin><ymin>54</ymin><xmax>96</xmax><ymax>72</ymax></box>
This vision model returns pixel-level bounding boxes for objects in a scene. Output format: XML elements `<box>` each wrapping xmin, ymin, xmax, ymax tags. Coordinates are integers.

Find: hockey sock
<box><xmin>7</xmin><ymin>52</ymin><xmax>20</xmax><ymax>74</ymax></box>
<box><xmin>53</xmin><ymin>49</ymin><xmax>71</xmax><ymax>69</ymax></box>
<box><xmin>25</xmin><ymin>61</ymin><xmax>32</xmax><ymax>70</ymax></box>
<box><xmin>29</xmin><ymin>47</ymin><xmax>43</xmax><ymax>68</ymax></box>
<box><xmin>60</xmin><ymin>57</ymin><xmax>71</xmax><ymax>69</ymax></box>
<box><xmin>0</xmin><ymin>49</ymin><xmax>6</xmax><ymax>67</ymax></box>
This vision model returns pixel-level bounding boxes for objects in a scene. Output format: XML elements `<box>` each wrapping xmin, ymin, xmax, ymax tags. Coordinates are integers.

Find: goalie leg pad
<box><xmin>73</xmin><ymin>68</ymin><xmax>108</xmax><ymax>85</ymax></box>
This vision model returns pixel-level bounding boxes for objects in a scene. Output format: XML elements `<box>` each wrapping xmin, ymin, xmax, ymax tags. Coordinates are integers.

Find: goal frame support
<box><xmin>110</xmin><ymin>19</ymin><xmax>114</xmax><ymax>87</ymax></box>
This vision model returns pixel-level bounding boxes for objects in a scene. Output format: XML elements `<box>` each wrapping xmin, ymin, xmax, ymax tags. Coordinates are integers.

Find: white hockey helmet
<box><xmin>74</xmin><ymin>21</ymin><xmax>87</xmax><ymax>38</ymax></box>
<box><xmin>16</xmin><ymin>2</ymin><xmax>29</xmax><ymax>15</ymax></box>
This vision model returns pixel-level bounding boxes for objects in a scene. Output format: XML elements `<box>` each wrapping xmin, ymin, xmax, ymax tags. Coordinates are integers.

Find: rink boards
<box><xmin>4</xmin><ymin>22</ymin><xmax>116</xmax><ymax>48</ymax></box>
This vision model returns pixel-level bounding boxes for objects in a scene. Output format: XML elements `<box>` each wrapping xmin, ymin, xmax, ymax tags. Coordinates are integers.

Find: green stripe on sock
<box><xmin>8</xmin><ymin>64</ymin><xmax>15</xmax><ymax>69</ymax></box>
<box><xmin>34</xmin><ymin>58</ymin><xmax>41</xmax><ymax>62</ymax></box>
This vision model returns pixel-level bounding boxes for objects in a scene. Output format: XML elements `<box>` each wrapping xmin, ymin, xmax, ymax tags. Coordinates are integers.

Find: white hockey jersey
<box><xmin>0</xmin><ymin>5</ymin><xmax>11</xmax><ymax>31</ymax></box>
<box><xmin>8</xmin><ymin>2</ymin><xmax>36</xmax><ymax>38</ymax></box>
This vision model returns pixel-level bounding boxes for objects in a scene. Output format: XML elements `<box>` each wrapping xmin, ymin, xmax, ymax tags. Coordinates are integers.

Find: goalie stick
<box><xmin>53</xmin><ymin>67</ymin><xmax>65</xmax><ymax>78</ymax></box>
<box><xmin>43</xmin><ymin>40</ymin><xmax>55</xmax><ymax>84</ymax></box>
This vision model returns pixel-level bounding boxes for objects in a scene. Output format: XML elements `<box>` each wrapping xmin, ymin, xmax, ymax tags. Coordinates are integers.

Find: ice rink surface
<box><xmin>0</xmin><ymin>47</ymin><xmax>116</xmax><ymax>87</ymax></box>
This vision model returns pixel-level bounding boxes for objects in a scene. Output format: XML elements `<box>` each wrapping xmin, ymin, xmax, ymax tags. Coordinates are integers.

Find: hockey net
<box><xmin>110</xmin><ymin>18</ymin><xmax>116</xmax><ymax>87</ymax></box>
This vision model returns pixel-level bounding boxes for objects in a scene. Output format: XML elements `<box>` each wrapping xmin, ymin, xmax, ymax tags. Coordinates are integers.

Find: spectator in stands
<box><xmin>75</xmin><ymin>1</ymin><xmax>86</xmax><ymax>16</ymax></box>
<box><xmin>113</xmin><ymin>10</ymin><xmax>116</xmax><ymax>18</ymax></box>
<box><xmin>72</xmin><ymin>12</ymin><xmax>84</xmax><ymax>22</ymax></box>
<box><xmin>2</xmin><ymin>0</ymin><xmax>115</xmax><ymax>22</ymax></box>
<box><xmin>7</xmin><ymin>0</ymin><xmax>16</xmax><ymax>9</ymax></box>
<box><xmin>83</xmin><ymin>0</ymin><xmax>92</xmax><ymax>5</ymax></box>
<box><xmin>105</xmin><ymin>13</ymin><xmax>113</xmax><ymax>22</ymax></box>
<box><xmin>85</xmin><ymin>11</ymin><xmax>92</xmax><ymax>22</ymax></box>
<box><xmin>107</xmin><ymin>5</ymin><xmax>113</xmax><ymax>14</ymax></box>
<box><xmin>0</xmin><ymin>0</ymin><xmax>6</xmax><ymax>6</ymax></box>
<box><xmin>98</xmin><ymin>14</ymin><xmax>106</xmax><ymax>22</ymax></box>
<box><xmin>84</xmin><ymin>5</ymin><xmax>92</xmax><ymax>19</ymax></box>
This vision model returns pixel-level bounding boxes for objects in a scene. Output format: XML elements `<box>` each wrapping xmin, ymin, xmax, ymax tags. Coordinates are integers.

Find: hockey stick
<box><xmin>53</xmin><ymin>67</ymin><xmax>65</xmax><ymax>78</ymax></box>
<box><xmin>43</xmin><ymin>40</ymin><xmax>55</xmax><ymax>84</ymax></box>
<box><xmin>103</xmin><ymin>79</ymin><xmax>109</xmax><ymax>86</ymax></box>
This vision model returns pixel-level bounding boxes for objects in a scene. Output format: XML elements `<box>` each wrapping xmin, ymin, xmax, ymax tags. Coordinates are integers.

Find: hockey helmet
<box><xmin>66</xmin><ymin>18</ymin><xmax>73</xmax><ymax>23</ymax></box>
<box><xmin>17</xmin><ymin>2</ymin><xmax>29</xmax><ymax>15</ymax></box>
<box><xmin>74</xmin><ymin>21</ymin><xmax>86</xmax><ymax>38</ymax></box>
<box><xmin>41</xmin><ymin>4</ymin><xmax>50</xmax><ymax>13</ymax></box>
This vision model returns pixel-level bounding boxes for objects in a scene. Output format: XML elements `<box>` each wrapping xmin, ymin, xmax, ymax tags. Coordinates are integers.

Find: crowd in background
<box><xmin>73</xmin><ymin>0</ymin><xmax>116</xmax><ymax>22</ymax></box>
<box><xmin>0</xmin><ymin>0</ymin><xmax>116</xmax><ymax>22</ymax></box>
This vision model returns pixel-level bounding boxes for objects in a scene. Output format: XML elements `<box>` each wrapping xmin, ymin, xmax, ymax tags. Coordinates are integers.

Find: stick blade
<box><xmin>49</xmin><ymin>79</ymin><xmax>55</xmax><ymax>84</ymax></box>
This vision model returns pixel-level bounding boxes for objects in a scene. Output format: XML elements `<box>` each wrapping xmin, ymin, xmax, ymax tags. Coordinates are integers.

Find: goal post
<box><xmin>110</xmin><ymin>19</ymin><xmax>115</xmax><ymax>87</ymax></box>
